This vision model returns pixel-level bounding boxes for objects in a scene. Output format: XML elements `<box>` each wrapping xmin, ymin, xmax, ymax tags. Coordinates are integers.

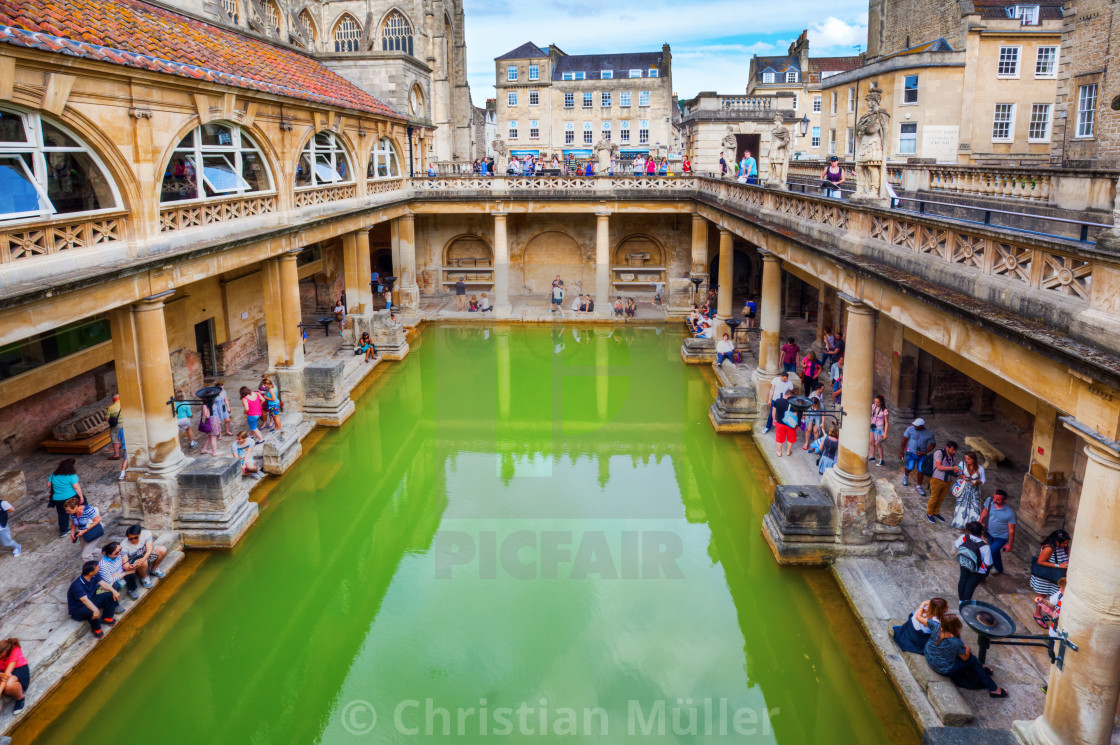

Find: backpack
<box><xmin>957</xmin><ymin>537</ymin><xmax>983</xmax><ymax>572</ymax></box>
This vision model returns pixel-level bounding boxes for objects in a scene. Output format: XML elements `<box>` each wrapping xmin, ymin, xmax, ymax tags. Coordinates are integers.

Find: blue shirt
<box><xmin>743</xmin><ymin>157</ymin><xmax>757</xmax><ymax>177</ymax></box>
<box><xmin>67</xmin><ymin>575</ymin><xmax>100</xmax><ymax>616</ymax></box>
<box><xmin>924</xmin><ymin>620</ymin><xmax>965</xmax><ymax>674</ymax></box>
<box><xmin>49</xmin><ymin>473</ymin><xmax>80</xmax><ymax>501</ymax></box>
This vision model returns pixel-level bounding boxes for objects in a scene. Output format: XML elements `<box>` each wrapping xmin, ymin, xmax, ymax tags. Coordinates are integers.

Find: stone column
<box><xmin>716</xmin><ymin>228</ymin><xmax>733</xmax><ymax>319</ymax></box>
<box><xmin>1016</xmin><ymin>434</ymin><xmax>1120</xmax><ymax>745</ymax></box>
<box><xmin>261</xmin><ymin>252</ymin><xmax>306</xmax><ymax>412</ymax></box>
<box><xmin>278</xmin><ymin>252</ymin><xmax>305</xmax><ymax>370</ymax></box>
<box><xmin>110</xmin><ymin>294</ymin><xmax>187</xmax><ymax>473</ymax></box>
<box><xmin>752</xmin><ymin>250</ymin><xmax>782</xmax><ymax>404</ymax></box>
<box><xmin>342</xmin><ymin>229</ymin><xmax>373</xmax><ymax>316</ymax></box>
<box><xmin>1018</xmin><ymin>402</ymin><xmax>1076</xmax><ymax>544</ymax></box>
<box><xmin>395</xmin><ymin>214</ymin><xmax>419</xmax><ymax>311</ymax></box>
<box><xmin>690</xmin><ymin>214</ymin><xmax>709</xmax><ymax>282</ymax></box>
<box><xmin>492</xmin><ymin>212</ymin><xmax>512</xmax><ymax>315</ymax></box>
<box><xmin>595</xmin><ymin>211</ymin><xmax>611</xmax><ymax>314</ymax></box>
<box><xmin>820</xmin><ymin>298</ymin><xmax>876</xmax><ymax>544</ymax></box>
<box><xmin>915</xmin><ymin>348</ymin><xmax>934</xmax><ymax>416</ymax></box>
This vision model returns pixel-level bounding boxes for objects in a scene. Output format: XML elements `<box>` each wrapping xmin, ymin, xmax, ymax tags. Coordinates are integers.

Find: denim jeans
<box><xmin>782</xmin><ymin>362</ymin><xmax>796</xmax><ymax>373</ymax></box>
<box><xmin>988</xmin><ymin>535</ymin><xmax>1009</xmax><ymax>573</ymax></box>
<box><xmin>0</xmin><ymin>525</ymin><xmax>18</xmax><ymax>553</ymax></box>
<box><xmin>716</xmin><ymin>352</ymin><xmax>734</xmax><ymax>365</ymax></box>
<box><xmin>71</xmin><ymin>592</ymin><xmax>118</xmax><ymax>631</ymax></box>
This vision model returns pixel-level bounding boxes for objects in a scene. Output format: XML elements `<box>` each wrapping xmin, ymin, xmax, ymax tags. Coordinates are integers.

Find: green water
<box><xmin>28</xmin><ymin>326</ymin><xmax>917</xmax><ymax>744</ymax></box>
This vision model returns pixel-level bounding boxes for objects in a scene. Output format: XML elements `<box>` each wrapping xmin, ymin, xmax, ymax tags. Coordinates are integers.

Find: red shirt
<box><xmin>1</xmin><ymin>645</ymin><xmax>27</xmax><ymax>670</ymax></box>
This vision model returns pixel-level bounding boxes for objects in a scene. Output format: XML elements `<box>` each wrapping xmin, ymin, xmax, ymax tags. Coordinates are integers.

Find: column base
<box><xmin>262</xmin><ymin>418</ymin><xmax>305</xmax><ymax>474</ymax></box>
<box><xmin>821</xmin><ymin>465</ymin><xmax>877</xmax><ymax>545</ymax></box>
<box><xmin>493</xmin><ymin>302</ymin><xmax>514</xmax><ymax>318</ymax></box>
<box><xmin>708</xmin><ymin>386</ymin><xmax>759</xmax><ymax>432</ymax></box>
<box><xmin>751</xmin><ymin>367</ymin><xmax>780</xmax><ymax>412</ymax></box>
<box><xmin>398</xmin><ymin>283</ymin><xmax>420</xmax><ymax>312</ymax></box>
<box><xmin>371</xmin><ymin>309</ymin><xmax>410</xmax><ymax>360</ymax></box>
<box><xmin>171</xmin><ymin>456</ymin><xmax>258</xmax><ymax>549</ymax></box>
<box><xmin>274</xmin><ymin>365</ymin><xmax>306</xmax><ymax>414</ymax></box>
<box><xmin>302</xmin><ymin>358</ymin><xmax>355</xmax><ymax>427</ymax></box>
<box><xmin>680</xmin><ymin>337</ymin><xmax>715</xmax><ymax>364</ymax></box>
<box><xmin>1012</xmin><ymin>717</ymin><xmax>1060</xmax><ymax>745</ymax></box>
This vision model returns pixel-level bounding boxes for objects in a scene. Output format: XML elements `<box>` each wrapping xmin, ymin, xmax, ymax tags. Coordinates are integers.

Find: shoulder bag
<box><xmin>1030</xmin><ymin>556</ymin><xmax>1067</xmax><ymax>584</ymax></box>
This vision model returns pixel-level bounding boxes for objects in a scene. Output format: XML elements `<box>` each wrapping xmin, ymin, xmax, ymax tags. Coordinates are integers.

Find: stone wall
<box><xmin>0</xmin><ymin>363</ymin><xmax>114</xmax><ymax>456</ymax></box>
<box><xmin>928</xmin><ymin>358</ymin><xmax>973</xmax><ymax>411</ymax></box>
<box><xmin>215</xmin><ymin>323</ymin><xmax>267</xmax><ymax>376</ymax></box>
<box><xmin>1052</xmin><ymin>0</ymin><xmax>1120</xmax><ymax>167</ymax></box>
<box><xmin>869</xmin><ymin>0</ymin><xmax>964</xmax><ymax>59</ymax></box>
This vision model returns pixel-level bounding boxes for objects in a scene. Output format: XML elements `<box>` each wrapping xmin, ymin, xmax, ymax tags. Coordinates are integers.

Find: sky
<box><xmin>461</xmin><ymin>0</ymin><xmax>869</xmax><ymax>106</ymax></box>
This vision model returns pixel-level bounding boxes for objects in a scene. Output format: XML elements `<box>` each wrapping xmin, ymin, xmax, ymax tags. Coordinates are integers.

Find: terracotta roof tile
<box><xmin>0</xmin><ymin>0</ymin><xmax>403</xmax><ymax>119</ymax></box>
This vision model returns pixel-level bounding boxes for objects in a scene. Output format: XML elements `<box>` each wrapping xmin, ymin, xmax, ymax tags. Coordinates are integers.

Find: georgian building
<box><xmin>493</xmin><ymin>43</ymin><xmax>675</xmax><ymax>163</ymax></box>
<box><xmin>148</xmin><ymin>0</ymin><xmax>478</xmax><ymax>162</ymax></box>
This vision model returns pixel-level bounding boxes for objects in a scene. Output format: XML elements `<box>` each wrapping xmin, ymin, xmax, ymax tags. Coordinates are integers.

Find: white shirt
<box><xmin>698</xmin><ymin>325</ymin><xmax>713</xmax><ymax>339</ymax></box>
<box><xmin>480</xmin><ymin>297</ymin><xmax>490</xmax><ymax>310</ymax></box>
<box><xmin>957</xmin><ymin>462</ymin><xmax>986</xmax><ymax>485</ymax></box>
<box><xmin>770</xmin><ymin>378</ymin><xmax>794</xmax><ymax>402</ymax></box>
<box><xmin>715</xmin><ymin>339</ymin><xmax>734</xmax><ymax>354</ymax></box>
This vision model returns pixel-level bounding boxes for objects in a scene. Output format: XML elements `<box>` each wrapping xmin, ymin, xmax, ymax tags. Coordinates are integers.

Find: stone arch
<box><xmin>332</xmin><ymin>12</ymin><xmax>362</xmax><ymax>52</ymax></box>
<box><xmin>296</xmin><ymin>8</ymin><xmax>318</xmax><ymax>47</ymax></box>
<box><xmin>379</xmin><ymin>8</ymin><xmax>414</xmax><ymax>56</ymax></box>
<box><xmin>154</xmin><ymin>117</ymin><xmax>282</xmax><ymax>205</ymax></box>
<box><xmin>443</xmin><ymin>235</ymin><xmax>494</xmax><ymax>267</ymax></box>
<box><xmin>611</xmin><ymin>233</ymin><xmax>665</xmax><ymax>268</ymax></box>
<box><xmin>522</xmin><ymin>231</ymin><xmax>592</xmax><ymax>295</ymax></box>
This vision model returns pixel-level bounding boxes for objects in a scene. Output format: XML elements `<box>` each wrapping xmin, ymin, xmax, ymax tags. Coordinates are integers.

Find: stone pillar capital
<box><xmin>759</xmin><ymin>249</ymin><xmax>780</xmax><ymax>263</ymax></box>
<box><xmin>492</xmin><ymin>211</ymin><xmax>509</xmax><ymax>219</ymax></box>
<box><xmin>595</xmin><ymin>211</ymin><xmax>611</xmax><ymax>220</ymax></box>
<box><xmin>718</xmin><ymin>226</ymin><xmax>732</xmax><ymax>237</ymax></box>
<box><xmin>1061</xmin><ymin>416</ymin><xmax>1120</xmax><ymax>462</ymax></box>
<box><xmin>135</xmin><ymin>290</ymin><xmax>175</xmax><ymax>311</ymax></box>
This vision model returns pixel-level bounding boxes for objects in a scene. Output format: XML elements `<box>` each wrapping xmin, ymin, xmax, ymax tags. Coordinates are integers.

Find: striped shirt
<box><xmin>98</xmin><ymin>554</ymin><xmax>125</xmax><ymax>584</ymax></box>
<box><xmin>71</xmin><ymin>505</ymin><xmax>99</xmax><ymax>531</ymax></box>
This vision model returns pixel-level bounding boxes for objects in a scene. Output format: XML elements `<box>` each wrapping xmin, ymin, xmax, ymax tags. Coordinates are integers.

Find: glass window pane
<box><xmin>313</xmin><ymin>156</ymin><xmax>342</xmax><ymax>183</ymax></box>
<box><xmin>41</xmin><ymin>122</ymin><xmax>80</xmax><ymax>148</ymax></box>
<box><xmin>296</xmin><ymin>155</ymin><xmax>313</xmax><ymax>187</ymax></box>
<box><xmin>0</xmin><ymin>111</ymin><xmax>28</xmax><ymax>143</ymax></box>
<box><xmin>200</xmin><ymin>155</ymin><xmax>249</xmax><ymax>194</ymax></box>
<box><xmin>240</xmin><ymin>152</ymin><xmax>268</xmax><ymax>192</ymax></box>
<box><xmin>161</xmin><ymin>156</ymin><xmax>198</xmax><ymax>202</ymax></box>
<box><xmin>200</xmin><ymin>123</ymin><xmax>234</xmax><ymax>147</ymax></box>
<box><xmin>0</xmin><ymin>155</ymin><xmax>49</xmax><ymax>216</ymax></box>
<box><xmin>174</xmin><ymin>130</ymin><xmax>195</xmax><ymax>150</ymax></box>
<box><xmin>314</xmin><ymin>132</ymin><xmax>333</xmax><ymax>149</ymax></box>
<box><xmin>46</xmin><ymin>151</ymin><xmax>114</xmax><ymax>214</ymax></box>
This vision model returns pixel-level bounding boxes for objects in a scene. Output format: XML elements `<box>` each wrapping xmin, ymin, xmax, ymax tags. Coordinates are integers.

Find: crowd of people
<box><xmin>452</xmin><ymin>154</ymin><xmax>694</xmax><ymax>179</ymax></box>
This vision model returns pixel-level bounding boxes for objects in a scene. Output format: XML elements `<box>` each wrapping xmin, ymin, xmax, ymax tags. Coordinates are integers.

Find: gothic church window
<box><xmin>382</xmin><ymin>11</ymin><xmax>414</xmax><ymax>56</ymax></box>
<box><xmin>262</xmin><ymin>0</ymin><xmax>280</xmax><ymax>34</ymax></box>
<box><xmin>334</xmin><ymin>15</ymin><xmax>362</xmax><ymax>53</ymax></box>
<box><xmin>298</xmin><ymin>10</ymin><xmax>317</xmax><ymax>47</ymax></box>
<box><xmin>221</xmin><ymin>0</ymin><xmax>239</xmax><ymax>24</ymax></box>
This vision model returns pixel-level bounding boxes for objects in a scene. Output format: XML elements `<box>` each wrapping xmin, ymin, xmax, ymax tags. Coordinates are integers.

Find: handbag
<box><xmin>951</xmin><ymin>478</ymin><xmax>967</xmax><ymax>498</ymax></box>
<box><xmin>918</xmin><ymin>452</ymin><xmax>935</xmax><ymax>477</ymax></box>
<box><xmin>781</xmin><ymin>409</ymin><xmax>800</xmax><ymax>428</ymax></box>
<box><xmin>1031</xmin><ymin>556</ymin><xmax>1067</xmax><ymax>584</ymax></box>
<box><xmin>198</xmin><ymin>416</ymin><xmax>213</xmax><ymax>434</ymax></box>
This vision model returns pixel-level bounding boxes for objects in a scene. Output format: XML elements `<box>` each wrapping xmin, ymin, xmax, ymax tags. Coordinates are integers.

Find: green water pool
<box><xmin>26</xmin><ymin>325</ymin><xmax>918</xmax><ymax>744</ymax></box>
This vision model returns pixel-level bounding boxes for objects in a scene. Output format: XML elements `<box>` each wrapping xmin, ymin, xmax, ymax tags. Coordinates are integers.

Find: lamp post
<box><xmin>788</xmin><ymin>395</ymin><xmax>846</xmax><ymax>426</ymax></box>
<box><xmin>799</xmin><ymin>116</ymin><xmax>810</xmax><ymax>137</ymax></box>
<box><xmin>690</xmin><ymin>276</ymin><xmax>703</xmax><ymax>305</ymax></box>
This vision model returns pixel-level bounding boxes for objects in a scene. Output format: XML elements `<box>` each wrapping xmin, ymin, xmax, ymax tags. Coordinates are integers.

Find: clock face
<box><xmin>410</xmin><ymin>87</ymin><xmax>422</xmax><ymax>115</ymax></box>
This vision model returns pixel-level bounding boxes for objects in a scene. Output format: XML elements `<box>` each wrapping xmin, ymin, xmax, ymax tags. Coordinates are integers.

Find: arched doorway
<box><xmin>521</xmin><ymin>231</ymin><xmax>591</xmax><ymax>295</ymax></box>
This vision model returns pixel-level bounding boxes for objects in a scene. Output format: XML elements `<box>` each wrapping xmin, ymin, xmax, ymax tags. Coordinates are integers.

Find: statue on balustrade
<box><xmin>766</xmin><ymin>114</ymin><xmax>791</xmax><ymax>189</ymax></box>
<box><xmin>593</xmin><ymin>136</ymin><xmax>618</xmax><ymax>174</ymax></box>
<box><xmin>853</xmin><ymin>85</ymin><xmax>890</xmax><ymax>204</ymax></box>
<box><xmin>491</xmin><ymin>136</ymin><xmax>508</xmax><ymax>175</ymax></box>
<box><xmin>720</xmin><ymin>126</ymin><xmax>738</xmax><ymax>177</ymax></box>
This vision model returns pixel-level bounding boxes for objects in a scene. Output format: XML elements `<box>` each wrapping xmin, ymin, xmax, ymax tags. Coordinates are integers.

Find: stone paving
<box><xmin>420</xmin><ymin>293</ymin><xmax>671</xmax><ymax>322</ymax></box>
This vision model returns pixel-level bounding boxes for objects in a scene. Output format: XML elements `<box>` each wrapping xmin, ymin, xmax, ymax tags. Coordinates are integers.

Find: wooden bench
<box><xmin>40</xmin><ymin>431</ymin><xmax>111</xmax><ymax>454</ymax></box>
<box><xmin>964</xmin><ymin>436</ymin><xmax>1005</xmax><ymax>471</ymax></box>
<box><xmin>889</xmin><ymin>620</ymin><xmax>975</xmax><ymax>726</ymax></box>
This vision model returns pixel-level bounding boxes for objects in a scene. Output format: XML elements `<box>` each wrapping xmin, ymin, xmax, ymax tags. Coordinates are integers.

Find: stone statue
<box><xmin>593</xmin><ymin>136</ymin><xmax>617</xmax><ymax>172</ymax></box>
<box><xmin>766</xmin><ymin>114</ymin><xmax>791</xmax><ymax>189</ymax></box>
<box><xmin>853</xmin><ymin>85</ymin><xmax>891</xmax><ymax>202</ymax></box>
<box><xmin>720</xmin><ymin>126</ymin><xmax>738</xmax><ymax>176</ymax></box>
<box><xmin>491</xmin><ymin>136</ymin><xmax>508</xmax><ymax>175</ymax></box>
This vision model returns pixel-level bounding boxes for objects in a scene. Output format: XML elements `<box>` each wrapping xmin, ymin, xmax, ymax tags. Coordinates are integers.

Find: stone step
<box><xmin>0</xmin><ymin>532</ymin><xmax>182</xmax><ymax>735</ymax></box>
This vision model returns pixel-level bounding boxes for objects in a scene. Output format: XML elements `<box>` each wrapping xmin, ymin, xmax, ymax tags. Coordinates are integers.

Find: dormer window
<box><xmin>601</xmin><ymin>70</ymin><xmax>613</xmax><ymax>79</ymax></box>
<box><xmin>762</xmin><ymin>71</ymin><xmax>775</xmax><ymax>84</ymax></box>
<box><xmin>629</xmin><ymin>69</ymin><xmax>642</xmax><ymax>78</ymax></box>
<box><xmin>786</xmin><ymin>70</ymin><xmax>798</xmax><ymax>83</ymax></box>
<box><xmin>649</xmin><ymin>69</ymin><xmax>659</xmax><ymax>78</ymax></box>
<box><xmin>1009</xmin><ymin>4</ymin><xmax>1040</xmax><ymax>24</ymax></box>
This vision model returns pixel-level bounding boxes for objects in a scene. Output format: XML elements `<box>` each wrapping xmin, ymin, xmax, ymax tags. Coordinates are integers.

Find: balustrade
<box><xmin>159</xmin><ymin>193</ymin><xmax>276</xmax><ymax>233</ymax></box>
<box><xmin>1</xmin><ymin>213</ymin><xmax>126</xmax><ymax>262</ymax></box>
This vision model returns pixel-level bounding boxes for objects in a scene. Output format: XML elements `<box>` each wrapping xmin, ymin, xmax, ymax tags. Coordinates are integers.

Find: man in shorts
<box><xmin>122</xmin><ymin>524</ymin><xmax>168</xmax><ymax>590</ymax></box>
<box><xmin>551</xmin><ymin>282</ymin><xmax>565</xmax><ymax>315</ymax></box>
<box><xmin>771</xmin><ymin>388</ymin><xmax>797</xmax><ymax>457</ymax></box>
<box><xmin>761</xmin><ymin>371</ymin><xmax>794</xmax><ymax>434</ymax></box>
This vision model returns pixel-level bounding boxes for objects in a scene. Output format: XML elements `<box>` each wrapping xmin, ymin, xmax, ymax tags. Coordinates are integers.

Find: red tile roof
<box><xmin>808</xmin><ymin>56</ymin><xmax>863</xmax><ymax>74</ymax></box>
<box><xmin>0</xmin><ymin>0</ymin><xmax>403</xmax><ymax>119</ymax></box>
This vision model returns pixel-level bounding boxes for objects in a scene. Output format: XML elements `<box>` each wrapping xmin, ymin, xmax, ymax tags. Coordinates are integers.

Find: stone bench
<box><xmin>964</xmin><ymin>436</ymin><xmax>1005</xmax><ymax>471</ymax></box>
<box><xmin>889</xmin><ymin>619</ymin><xmax>975</xmax><ymax>726</ymax></box>
<box><xmin>680</xmin><ymin>337</ymin><xmax>715</xmax><ymax>364</ymax></box>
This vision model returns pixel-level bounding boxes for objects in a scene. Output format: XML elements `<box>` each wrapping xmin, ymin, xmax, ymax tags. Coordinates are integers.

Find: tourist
<box><xmin>800</xmin><ymin>351</ymin><xmax>822</xmax><ymax>397</ymax></box>
<box><xmin>744</xmin><ymin>297</ymin><xmax>757</xmax><ymax>327</ymax></box>
<box><xmin>955</xmin><ymin>521</ymin><xmax>993</xmax><ymax>602</ymax></box>
<box><xmin>468</xmin><ymin>294</ymin><xmax>479</xmax><ymax>312</ymax></box>
<box><xmin>99</xmin><ymin>541</ymin><xmax>136</xmax><ymax>605</ymax></box>
<box><xmin>687</xmin><ymin>307</ymin><xmax>701</xmax><ymax>333</ymax></box>
<box><xmin>821</xmin><ymin>327</ymin><xmax>837</xmax><ymax>368</ymax></box>
<box><xmin>106</xmin><ymin>393</ymin><xmax>123</xmax><ymax>460</ymax></box>
<box><xmin>67</xmin><ymin>496</ymin><xmax>104</xmax><ymax>553</ymax></box>
<box><xmin>116</xmin><ymin>430</ymin><xmax>129</xmax><ymax>481</ymax></box>
<box><xmin>1034</xmin><ymin>576</ymin><xmax>1065</xmax><ymax>631</ymax></box>
<box><xmin>979</xmin><ymin>489</ymin><xmax>1016</xmax><ymax>575</ymax></box>
<box><xmin>1029</xmin><ymin>529</ymin><xmax>1070</xmax><ymax>596</ymax></box>
<box><xmin>455</xmin><ymin>276</ymin><xmax>467</xmax><ymax>311</ymax></box>
<box><xmin>122</xmin><ymin>524</ymin><xmax>167</xmax><ymax>589</ymax></box>
<box><xmin>653</xmin><ymin>281</ymin><xmax>664</xmax><ymax>306</ymax></box>
<box><xmin>772</xmin><ymin>388</ymin><xmax>798</xmax><ymax>457</ymax></box>
<box><xmin>821</xmin><ymin>156</ymin><xmax>845</xmax><ymax>198</ymax></box>
<box><xmin>232</xmin><ymin>431</ymin><xmax>264</xmax><ymax>480</ymax></box>
<box><xmin>625</xmin><ymin>298</ymin><xmax>636</xmax><ymax>318</ymax></box>
<box><xmin>950</xmin><ymin>450</ymin><xmax>985</xmax><ymax>529</ymax></box>
<box><xmin>658</xmin><ymin>157</ymin><xmax>668</xmax><ymax>176</ymax></box>
<box><xmin>383</xmin><ymin>288</ymin><xmax>393</xmax><ymax>313</ymax></box>
<box><xmin>715</xmin><ymin>333</ymin><xmax>735</xmax><ymax>367</ymax></box>
<box><xmin>682</xmin><ymin>156</ymin><xmax>692</xmax><ymax>174</ymax></box>
<box><xmin>892</xmin><ymin>597</ymin><xmax>949</xmax><ymax>653</ymax></box>
<box><xmin>869</xmin><ymin>394</ymin><xmax>890</xmax><ymax>466</ymax></box>
<box><xmin>427</xmin><ymin>162</ymin><xmax>437</xmax><ymax>177</ymax></box>
<box><xmin>551</xmin><ymin>281</ymin><xmax>564</xmax><ymax>315</ymax></box>
<box><xmin>830</xmin><ymin>356</ymin><xmax>844</xmax><ymax>405</ymax></box>
<box><xmin>899</xmin><ymin>417</ymin><xmax>935</xmax><ymax>496</ymax></box>
<box><xmin>925</xmin><ymin>440</ymin><xmax>959</xmax><ymax>524</ymax></box>
<box><xmin>818</xmin><ymin>425</ymin><xmax>840</xmax><ymax>474</ymax></box>
<box><xmin>696</xmin><ymin>319</ymin><xmax>713</xmax><ymax>339</ymax></box>
<box><xmin>214</xmin><ymin>382</ymin><xmax>233</xmax><ymax>437</ymax></box>
<box><xmin>261</xmin><ymin>374</ymin><xmax>282</xmax><ymax>433</ymax></box>
<box><xmin>801</xmin><ymin>397</ymin><xmax>825</xmax><ymax>450</ymax></box>
<box><xmin>480</xmin><ymin>293</ymin><xmax>492</xmax><ymax>312</ymax></box>
<box><xmin>585</xmin><ymin>295</ymin><xmax>595</xmax><ymax>313</ymax></box>
<box><xmin>719</xmin><ymin>151</ymin><xmax>728</xmax><ymax>177</ymax></box>
<box><xmin>198</xmin><ymin>398</ymin><xmax>219</xmax><ymax>457</ymax></box>
<box><xmin>572</xmin><ymin>293</ymin><xmax>583</xmax><ymax>315</ymax></box>
<box><xmin>780</xmin><ymin>337</ymin><xmax>800</xmax><ymax>374</ymax></box>
<box><xmin>0</xmin><ymin>498</ymin><xmax>18</xmax><ymax>557</ymax></box>
<box><xmin>67</xmin><ymin>560</ymin><xmax>118</xmax><ymax>638</ymax></box>
<box><xmin>0</xmin><ymin>638</ymin><xmax>29</xmax><ymax>712</ymax></box>
<box><xmin>584</xmin><ymin>160</ymin><xmax>595</xmax><ymax>177</ymax></box>
<box><xmin>479</xmin><ymin>159</ymin><xmax>489</xmax><ymax>176</ymax></box>
<box><xmin>240</xmin><ymin>386</ymin><xmax>265</xmax><ymax>442</ymax></box>
<box><xmin>739</xmin><ymin>150</ymin><xmax>757</xmax><ymax>185</ymax></box>
<box><xmin>333</xmin><ymin>297</ymin><xmax>346</xmax><ymax>336</ymax></box>
<box><xmin>645</xmin><ymin>157</ymin><xmax>656</xmax><ymax>177</ymax></box>
<box><xmin>174</xmin><ymin>392</ymin><xmax>196</xmax><ymax>450</ymax></box>
<box><xmin>355</xmin><ymin>331</ymin><xmax>377</xmax><ymax>362</ymax></box>
<box><xmin>613</xmin><ymin>297</ymin><xmax>624</xmax><ymax>317</ymax></box>
<box><xmin>49</xmin><ymin>459</ymin><xmax>85</xmax><ymax>537</ymax></box>
<box><xmin>371</xmin><ymin>270</ymin><xmax>381</xmax><ymax>294</ymax></box>
<box><xmin>923</xmin><ymin>614</ymin><xmax>1007</xmax><ymax>697</ymax></box>
<box><xmin>761</xmin><ymin>371</ymin><xmax>794</xmax><ymax>434</ymax></box>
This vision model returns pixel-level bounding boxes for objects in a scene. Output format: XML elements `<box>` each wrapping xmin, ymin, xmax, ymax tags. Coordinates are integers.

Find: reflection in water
<box><xmin>22</xmin><ymin>326</ymin><xmax>916</xmax><ymax>745</ymax></box>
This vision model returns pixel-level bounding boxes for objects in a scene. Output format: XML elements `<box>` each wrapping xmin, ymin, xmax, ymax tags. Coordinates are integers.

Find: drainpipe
<box><xmin>407</xmin><ymin>125</ymin><xmax>415</xmax><ymax>177</ymax></box>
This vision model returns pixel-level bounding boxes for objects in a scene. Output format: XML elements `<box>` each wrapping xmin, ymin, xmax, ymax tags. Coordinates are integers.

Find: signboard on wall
<box><xmin>922</xmin><ymin>125</ymin><xmax>959</xmax><ymax>163</ymax></box>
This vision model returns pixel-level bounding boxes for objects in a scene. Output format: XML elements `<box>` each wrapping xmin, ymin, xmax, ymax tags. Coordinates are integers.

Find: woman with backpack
<box><xmin>955</xmin><ymin>521</ymin><xmax>993</xmax><ymax>602</ymax></box>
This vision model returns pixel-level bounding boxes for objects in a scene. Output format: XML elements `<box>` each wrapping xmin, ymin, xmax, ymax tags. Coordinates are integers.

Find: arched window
<box><xmin>262</xmin><ymin>0</ymin><xmax>280</xmax><ymax>34</ymax></box>
<box><xmin>368</xmin><ymin>137</ymin><xmax>401</xmax><ymax>179</ymax></box>
<box><xmin>160</xmin><ymin>123</ymin><xmax>272</xmax><ymax>203</ymax></box>
<box><xmin>297</xmin><ymin>131</ymin><xmax>352</xmax><ymax>188</ymax></box>
<box><xmin>381</xmin><ymin>11</ymin><xmax>413</xmax><ymax>56</ymax></box>
<box><xmin>0</xmin><ymin>107</ymin><xmax>120</xmax><ymax>222</ymax></box>
<box><xmin>221</xmin><ymin>0</ymin><xmax>240</xmax><ymax>24</ymax></box>
<box><xmin>298</xmin><ymin>10</ymin><xmax>317</xmax><ymax>46</ymax></box>
<box><xmin>334</xmin><ymin>15</ymin><xmax>361</xmax><ymax>52</ymax></box>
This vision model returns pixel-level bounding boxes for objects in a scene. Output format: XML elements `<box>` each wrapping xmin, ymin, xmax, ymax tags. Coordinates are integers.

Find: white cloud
<box><xmin>807</xmin><ymin>14</ymin><xmax>869</xmax><ymax>55</ymax></box>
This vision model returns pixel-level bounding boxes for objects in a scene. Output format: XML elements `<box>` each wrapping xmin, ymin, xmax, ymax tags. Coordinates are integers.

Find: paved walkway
<box><xmin>420</xmin><ymin>293</ymin><xmax>671</xmax><ymax>322</ymax></box>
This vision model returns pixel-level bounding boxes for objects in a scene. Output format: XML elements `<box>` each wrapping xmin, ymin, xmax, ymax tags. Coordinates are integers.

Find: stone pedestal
<box><xmin>667</xmin><ymin>277</ymin><xmax>697</xmax><ymax>316</ymax></box>
<box><xmin>821</xmin><ymin>465</ymin><xmax>877</xmax><ymax>545</ymax></box>
<box><xmin>849</xmin><ymin>193</ymin><xmax>890</xmax><ymax>208</ymax></box>
<box><xmin>1017</xmin><ymin>472</ymin><xmax>1068</xmax><ymax>545</ymax></box>
<box><xmin>273</xmin><ymin>365</ymin><xmax>306</xmax><ymax>415</ymax></box>
<box><xmin>680</xmin><ymin>337</ymin><xmax>715</xmax><ymax>364</ymax></box>
<box><xmin>708</xmin><ymin>386</ymin><xmax>759</xmax><ymax>432</ymax></box>
<box><xmin>762</xmin><ymin>484</ymin><xmax>837</xmax><ymax>565</ymax></box>
<box><xmin>371</xmin><ymin>309</ymin><xmax>409</xmax><ymax>360</ymax></box>
<box><xmin>175</xmin><ymin>457</ymin><xmax>258</xmax><ymax>548</ymax></box>
<box><xmin>263</xmin><ymin>418</ymin><xmax>304</xmax><ymax>474</ymax></box>
<box><xmin>397</xmin><ymin>283</ymin><xmax>420</xmax><ymax>311</ymax></box>
<box><xmin>302</xmin><ymin>359</ymin><xmax>355</xmax><ymax>427</ymax></box>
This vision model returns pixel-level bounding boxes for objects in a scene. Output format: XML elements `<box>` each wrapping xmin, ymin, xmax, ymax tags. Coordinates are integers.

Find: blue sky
<box><xmin>462</xmin><ymin>0</ymin><xmax>869</xmax><ymax>105</ymax></box>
